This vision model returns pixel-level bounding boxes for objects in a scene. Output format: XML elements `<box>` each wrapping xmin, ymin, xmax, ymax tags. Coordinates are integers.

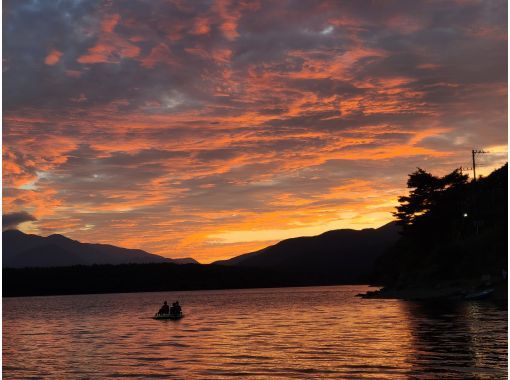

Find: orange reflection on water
<box><xmin>3</xmin><ymin>286</ymin><xmax>507</xmax><ymax>379</ymax></box>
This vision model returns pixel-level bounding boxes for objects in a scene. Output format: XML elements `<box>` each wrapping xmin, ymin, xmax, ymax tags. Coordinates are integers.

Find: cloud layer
<box><xmin>3</xmin><ymin>0</ymin><xmax>507</xmax><ymax>262</ymax></box>
<box><xmin>3</xmin><ymin>211</ymin><xmax>37</xmax><ymax>231</ymax></box>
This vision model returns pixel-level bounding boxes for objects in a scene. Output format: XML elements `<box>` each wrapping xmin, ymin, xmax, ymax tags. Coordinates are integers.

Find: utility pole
<box><xmin>470</xmin><ymin>149</ymin><xmax>489</xmax><ymax>235</ymax></box>
<box><xmin>471</xmin><ymin>149</ymin><xmax>489</xmax><ymax>182</ymax></box>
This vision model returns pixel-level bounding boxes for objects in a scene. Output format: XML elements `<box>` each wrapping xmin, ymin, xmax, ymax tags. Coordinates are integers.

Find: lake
<box><xmin>3</xmin><ymin>285</ymin><xmax>507</xmax><ymax>379</ymax></box>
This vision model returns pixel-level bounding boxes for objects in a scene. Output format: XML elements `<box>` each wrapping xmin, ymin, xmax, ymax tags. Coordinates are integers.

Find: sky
<box><xmin>3</xmin><ymin>0</ymin><xmax>508</xmax><ymax>263</ymax></box>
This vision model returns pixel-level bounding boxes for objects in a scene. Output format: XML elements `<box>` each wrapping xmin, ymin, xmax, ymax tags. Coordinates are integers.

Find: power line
<box><xmin>459</xmin><ymin>166</ymin><xmax>472</xmax><ymax>176</ymax></box>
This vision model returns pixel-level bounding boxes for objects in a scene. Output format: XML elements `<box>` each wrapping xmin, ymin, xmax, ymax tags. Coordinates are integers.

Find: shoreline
<box><xmin>358</xmin><ymin>280</ymin><xmax>508</xmax><ymax>301</ymax></box>
<box><xmin>2</xmin><ymin>281</ymin><xmax>373</xmax><ymax>298</ymax></box>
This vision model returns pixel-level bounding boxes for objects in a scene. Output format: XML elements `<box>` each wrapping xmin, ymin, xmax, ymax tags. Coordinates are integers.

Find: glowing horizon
<box><xmin>3</xmin><ymin>0</ymin><xmax>507</xmax><ymax>263</ymax></box>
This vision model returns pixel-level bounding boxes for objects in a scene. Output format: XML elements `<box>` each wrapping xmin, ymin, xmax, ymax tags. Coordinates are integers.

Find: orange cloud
<box><xmin>44</xmin><ymin>49</ymin><xmax>62</xmax><ymax>65</ymax></box>
<box><xmin>190</xmin><ymin>17</ymin><xmax>211</xmax><ymax>35</ymax></box>
<box><xmin>78</xmin><ymin>14</ymin><xmax>140</xmax><ymax>64</ymax></box>
<box><xmin>101</xmin><ymin>13</ymin><xmax>120</xmax><ymax>33</ymax></box>
<box><xmin>78</xmin><ymin>40</ymin><xmax>140</xmax><ymax>64</ymax></box>
<box><xmin>213</xmin><ymin>0</ymin><xmax>260</xmax><ymax>40</ymax></box>
<box><xmin>141</xmin><ymin>43</ymin><xmax>178</xmax><ymax>68</ymax></box>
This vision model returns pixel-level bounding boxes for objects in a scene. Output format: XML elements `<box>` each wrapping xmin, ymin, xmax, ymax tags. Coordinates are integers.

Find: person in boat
<box><xmin>170</xmin><ymin>301</ymin><xmax>182</xmax><ymax>315</ymax></box>
<box><xmin>158</xmin><ymin>301</ymin><xmax>170</xmax><ymax>315</ymax></box>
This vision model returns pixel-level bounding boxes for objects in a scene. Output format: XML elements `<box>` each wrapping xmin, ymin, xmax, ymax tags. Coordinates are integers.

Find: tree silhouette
<box><xmin>373</xmin><ymin>164</ymin><xmax>507</xmax><ymax>288</ymax></box>
<box><xmin>394</xmin><ymin>168</ymin><xmax>468</xmax><ymax>234</ymax></box>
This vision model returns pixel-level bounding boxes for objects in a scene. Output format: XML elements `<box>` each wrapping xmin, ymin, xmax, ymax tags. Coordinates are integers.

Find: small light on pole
<box><xmin>463</xmin><ymin>213</ymin><xmax>468</xmax><ymax>218</ymax></box>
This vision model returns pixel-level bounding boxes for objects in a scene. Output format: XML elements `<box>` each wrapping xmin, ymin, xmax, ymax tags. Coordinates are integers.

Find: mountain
<box><xmin>2</xmin><ymin>230</ymin><xmax>198</xmax><ymax>268</ymax></box>
<box><xmin>3</xmin><ymin>223</ymin><xmax>400</xmax><ymax>296</ymax></box>
<box><xmin>213</xmin><ymin>221</ymin><xmax>400</xmax><ymax>283</ymax></box>
<box><xmin>171</xmin><ymin>258</ymin><xmax>200</xmax><ymax>264</ymax></box>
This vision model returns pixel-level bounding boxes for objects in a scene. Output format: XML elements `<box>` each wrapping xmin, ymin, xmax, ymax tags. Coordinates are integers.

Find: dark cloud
<box><xmin>3</xmin><ymin>211</ymin><xmax>37</xmax><ymax>231</ymax></box>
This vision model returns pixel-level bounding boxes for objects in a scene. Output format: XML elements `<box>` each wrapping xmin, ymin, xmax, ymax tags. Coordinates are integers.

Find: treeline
<box><xmin>373</xmin><ymin>163</ymin><xmax>508</xmax><ymax>288</ymax></box>
<box><xmin>3</xmin><ymin>262</ymin><xmax>365</xmax><ymax>297</ymax></box>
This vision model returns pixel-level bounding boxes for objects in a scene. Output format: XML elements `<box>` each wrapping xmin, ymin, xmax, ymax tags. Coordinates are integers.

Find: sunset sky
<box><xmin>3</xmin><ymin>0</ymin><xmax>507</xmax><ymax>263</ymax></box>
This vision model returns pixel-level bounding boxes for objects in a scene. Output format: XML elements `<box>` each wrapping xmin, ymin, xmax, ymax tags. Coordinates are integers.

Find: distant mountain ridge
<box><xmin>3</xmin><ymin>230</ymin><xmax>198</xmax><ymax>268</ymax></box>
<box><xmin>3</xmin><ymin>223</ymin><xmax>401</xmax><ymax>296</ymax></box>
<box><xmin>3</xmin><ymin>222</ymin><xmax>400</xmax><ymax>284</ymax></box>
<box><xmin>214</xmin><ymin>221</ymin><xmax>400</xmax><ymax>283</ymax></box>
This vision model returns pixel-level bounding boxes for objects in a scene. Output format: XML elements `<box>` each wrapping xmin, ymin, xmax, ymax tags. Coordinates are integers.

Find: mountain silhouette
<box><xmin>4</xmin><ymin>223</ymin><xmax>400</xmax><ymax>296</ymax></box>
<box><xmin>3</xmin><ymin>230</ymin><xmax>198</xmax><ymax>268</ymax></box>
<box><xmin>214</xmin><ymin>221</ymin><xmax>400</xmax><ymax>283</ymax></box>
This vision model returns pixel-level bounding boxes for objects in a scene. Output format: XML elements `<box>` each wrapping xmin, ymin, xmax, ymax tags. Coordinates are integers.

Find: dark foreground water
<box><xmin>3</xmin><ymin>285</ymin><xmax>507</xmax><ymax>379</ymax></box>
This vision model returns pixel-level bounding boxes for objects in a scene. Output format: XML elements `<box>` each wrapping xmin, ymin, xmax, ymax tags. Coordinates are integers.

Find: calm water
<box><xmin>3</xmin><ymin>285</ymin><xmax>507</xmax><ymax>379</ymax></box>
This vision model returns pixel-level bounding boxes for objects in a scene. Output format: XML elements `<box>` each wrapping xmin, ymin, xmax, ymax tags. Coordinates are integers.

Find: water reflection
<box><xmin>3</xmin><ymin>286</ymin><xmax>507</xmax><ymax>379</ymax></box>
<box><xmin>402</xmin><ymin>301</ymin><xmax>507</xmax><ymax>379</ymax></box>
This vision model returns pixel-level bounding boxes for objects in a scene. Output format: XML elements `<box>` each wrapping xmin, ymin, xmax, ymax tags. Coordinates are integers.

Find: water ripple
<box><xmin>3</xmin><ymin>286</ymin><xmax>507</xmax><ymax>379</ymax></box>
